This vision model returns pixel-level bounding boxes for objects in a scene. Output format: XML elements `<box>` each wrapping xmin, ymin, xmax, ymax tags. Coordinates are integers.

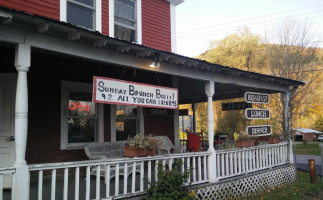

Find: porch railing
<box><xmin>0</xmin><ymin>167</ymin><xmax>15</xmax><ymax>200</ymax></box>
<box><xmin>28</xmin><ymin>152</ymin><xmax>210</xmax><ymax>200</ymax></box>
<box><xmin>215</xmin><ymin>142</ymin><xmax>288</xmax><ymax>180</ymax></box>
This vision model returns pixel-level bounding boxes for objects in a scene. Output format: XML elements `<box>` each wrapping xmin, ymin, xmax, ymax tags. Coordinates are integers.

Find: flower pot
<box><xmin>268</xmin><ymin>137</ymin><xmax>281</xmax><ymax>144</ymax></box>
<box><xmin>124</xmin><ymin>146</ymin><xmax>156</xmax><ymax>158</ymax></box>
<box><xmin>236</xmin><ymin>140</ymin><xmax>256</xmax><ymax>148</ymax></box>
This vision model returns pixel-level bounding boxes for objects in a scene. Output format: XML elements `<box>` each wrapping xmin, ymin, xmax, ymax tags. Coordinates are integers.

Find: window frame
<box><xmin>60</xmin><ymin>81</ymin><xmax>104</xmax><ymax>150</ymax></box>
<box><xmin>109</xmin><ymin>0</ymin><xmax>142</xmax><ymax>44</ymax></box>
<box><xmin>60</xmin><ymin>0</ymin><xmax>102</xmax><ymax>32</ymax></box>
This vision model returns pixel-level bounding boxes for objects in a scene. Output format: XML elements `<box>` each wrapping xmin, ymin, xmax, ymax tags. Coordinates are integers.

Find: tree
<box><xmin>265</xmin><ymin>19</ymin><xmax>321</xmax><ymax>134</ymax></box>
<box><xmin>313</xmin><ymin>115</ymin><xmax>323</xmax><ymax>132</ymax></box>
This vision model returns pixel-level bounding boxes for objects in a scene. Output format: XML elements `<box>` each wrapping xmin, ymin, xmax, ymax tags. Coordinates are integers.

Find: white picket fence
<box><xmin>28</xmin><ymin>152</ymin><xmax>210</xmax><ymax>200</ymax></box>
<box><xmin>215</xmin><ymin>142</ymin><xmax>288</xmax><ymax>180</ymax></box>
<box><xmin>0</xmin><ymin>167</ymin><xmax>15</xmax><ymax>200</ymax></box>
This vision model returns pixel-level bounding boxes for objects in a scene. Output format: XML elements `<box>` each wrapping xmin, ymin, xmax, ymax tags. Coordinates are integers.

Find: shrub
<box><xmin>145</xmin><ymin>159</ymin><xmax>195</xmax><ymax>200</ymax></box>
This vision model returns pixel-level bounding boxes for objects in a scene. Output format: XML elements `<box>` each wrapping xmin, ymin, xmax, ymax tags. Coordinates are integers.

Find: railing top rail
<box><xmin>29</xmin><ymin>151</ymin><xmax>211</xmax><ymax>171</ymax></box>
<box><xmin>0</xmin><ymin>167</ymin><xmax>16</xmax><ymax>174</ymax></box>
<box><xmin>215</xmin><ymin>141</ymin><xmax>287</xmax><ymax>154</ymax></box>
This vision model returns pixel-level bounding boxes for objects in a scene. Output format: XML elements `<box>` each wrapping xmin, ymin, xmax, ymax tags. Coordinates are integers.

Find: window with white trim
<box><xmin>114</xmin><ymin>0</ymin><xmax>137</xmax><ymax>42</ymax></box>
<box><xmin>61</xmin><ymin>81</ymin><xmax>103</xmax><ymax>149</ymax></box>
<box><xmin>66</xmin><ymin>0</ymin><xmax>96</xmax><ymax>30</ymax></box>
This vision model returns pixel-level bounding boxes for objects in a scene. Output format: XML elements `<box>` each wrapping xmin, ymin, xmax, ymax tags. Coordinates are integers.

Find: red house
<box><xmin>0</xmin><ymin>0</ymin><xmax>304</xmax><ymax>199</ymax></box>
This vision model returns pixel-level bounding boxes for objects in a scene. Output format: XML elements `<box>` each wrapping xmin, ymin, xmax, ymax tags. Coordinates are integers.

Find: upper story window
<box><xmin>114</xmin><ymin>0</ymin><xmax>136</xmax><ymax>42</ymax></box>
<box><xmin>67</xmin><ymin>0</ymin><xmax>96</xmax><ymax>30</ymax></box>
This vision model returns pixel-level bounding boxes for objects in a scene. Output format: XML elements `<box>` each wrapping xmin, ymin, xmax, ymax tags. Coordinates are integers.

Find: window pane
<box><xmin>68</xmin><ymin>118</ymin><xmax>96</xmax><ymax>143</ymax></box>
<box><xmin>116</xmin><ymin>105</ymin><xmax>138</xmax><ymax>119</ymax></box>
<box><xmin>115</xmin><ymin>24</ymin><xmax>135</xmax><ymax>42</ymax></box>
<box><xmin>69</xmin><ymin>92</ymin><xmax>96</xmax><ymax>117</ymax></box>
<box><xmin>67</xmin><ymin>2</ymin><xmax>94</xmax><ymax>29</ymax></box>
<box><xmin>116</xmin><ymin>119</ymin><xmax>137</xmax><ymax>141</ymax></box>
<box><xmin>115</xmin><ymin>17</ymin><xmax>135</xmax><ymax>27</ymax></box>
<box><xmin>115</xmin><ymin>0</ymin><xmax>135</xmax><ymax>20</ymax></box>
<box><xmin>74</xmin><ymin>0</ymin><xmax>94</xmax><ymax>7</ymax></box>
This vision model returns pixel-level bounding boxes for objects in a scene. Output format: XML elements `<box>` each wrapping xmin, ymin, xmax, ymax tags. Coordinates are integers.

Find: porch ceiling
<box><xmin>0</xmin><ymin>6</ymin><xmax>305</xmax><ymax>97</ymax></box>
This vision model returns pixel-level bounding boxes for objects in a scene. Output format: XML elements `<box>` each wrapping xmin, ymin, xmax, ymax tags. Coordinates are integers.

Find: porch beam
<box><xmin>0</xmin><ymin>26</ymin><xmax>290</xmax><ymax>92</ymax></box>
<box><xmin>14</xmin><ymin>43</ymin><xmax>31</xmax><ymax>200</ymax></box>
<box><xmin>205</xmin><ymin>81</ymin><xmax>217</xmax><ymax>182</ymax></box>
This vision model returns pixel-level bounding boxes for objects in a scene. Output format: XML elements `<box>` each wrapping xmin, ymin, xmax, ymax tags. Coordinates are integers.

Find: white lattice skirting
<box><xmin>195</xmin><ymin>164</ymin><xmax>296</xmax><ymax>200</ymax></box>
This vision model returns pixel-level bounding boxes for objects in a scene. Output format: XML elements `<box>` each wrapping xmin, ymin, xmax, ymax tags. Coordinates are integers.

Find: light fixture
<box><xmin>150</xmin><ymin>53</ymin><xmax>160</xmax><ymax>68</ymax></box>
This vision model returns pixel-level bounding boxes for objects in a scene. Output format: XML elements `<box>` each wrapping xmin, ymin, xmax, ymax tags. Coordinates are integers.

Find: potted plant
<box><xmin>236</xmin><ymin>134</ymin><xmax>256</xmax><ymax>148</ymax></box>
<box><xmin>124</xmin><ymin>133</ymin><xmax>161</xmax><ymax>157</ymax></box>
<box><xmin>268</xmin><ymin>133</ymin><xmax>282</xmax><ymax>144</ymax></box>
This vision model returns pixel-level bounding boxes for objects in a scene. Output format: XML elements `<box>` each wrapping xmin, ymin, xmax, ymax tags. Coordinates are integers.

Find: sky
<box><xmin>175</xmin><ymin>0</ymin><xmax>323</xmax><ymax>57</ymax></box>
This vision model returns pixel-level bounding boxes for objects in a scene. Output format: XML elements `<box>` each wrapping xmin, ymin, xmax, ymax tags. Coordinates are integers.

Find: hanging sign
<box><xmin>245</xmin><ymin>108</ymin><xmax>270</xmax><ymax>119</ymax></box>
<box><xmin>93</xmin><ymin>76</ymin><xmax>178</xmax><ymax>109</ymax></box>
<box><xmin>246</xmin><ymin>125</ymin><xmax>271</xmax><ymax>136</ymax></box>
<box><xmin>244</xmin><ymin>92</ymin><xmax>269</xmax><ymax>104</ymax></box>
<box><xmin>222</xmin><ymin>101</ymin><xmax>252</xmax><ymax>111</ymax></box>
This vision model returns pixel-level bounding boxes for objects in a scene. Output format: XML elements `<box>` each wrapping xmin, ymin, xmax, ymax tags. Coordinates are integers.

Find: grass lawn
<box><xmin>236</xmin><ymin>170</ymin><xmax>323</xmax><ymax>200</ymax></box>
<box><xmin>294</xmin><ymin>142</ymin><xmax>322</xmax><ymax>156</ymax></box>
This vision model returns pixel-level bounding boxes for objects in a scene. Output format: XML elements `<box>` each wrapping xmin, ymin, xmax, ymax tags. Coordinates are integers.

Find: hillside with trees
<box><xmin>180</xmin><ymin>20</ymin><xmax>323</xmax><ymax>138</ymax></box>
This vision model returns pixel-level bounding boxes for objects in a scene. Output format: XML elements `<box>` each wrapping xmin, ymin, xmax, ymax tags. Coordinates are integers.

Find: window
<box><xmin>116</xmin><ymin>105</ymin><xmax>139</xmax><ymax>140</ymax></box>
<box><xmin>66</xmin><ymin>0</ymin><xmax>96</xmax><ymax>30</ymax></box>
<box><xmin>61</xmin><ymin>81</ymin><xmax>103</xmax><ymax>149</ymax></box>
<box><xmin>114</xmin><ymin>0</ymin><xmax>136</xmax><ymax>42</ymax></box>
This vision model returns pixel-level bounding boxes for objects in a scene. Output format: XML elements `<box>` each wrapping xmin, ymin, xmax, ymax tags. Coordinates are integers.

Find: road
<box><xmin>294</xmin><ymin>154</ymin><xmax>322</xmax><ymax>176</ymax></box>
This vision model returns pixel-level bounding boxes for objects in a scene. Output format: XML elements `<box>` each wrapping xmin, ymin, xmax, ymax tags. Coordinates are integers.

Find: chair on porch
<box><xmin>157</xmin><ymin>136</ymin><xmax>184</xmax><ymax>155</ymax></box>
<box><xmin>185</xmin><ymin>130</ymin><xmax>205</xmax><ymax>152</ymax></box>
<box><xmin>84</xmin><ymin>141</ymin><xmax>141</xmax><ymax>182</ymax></box>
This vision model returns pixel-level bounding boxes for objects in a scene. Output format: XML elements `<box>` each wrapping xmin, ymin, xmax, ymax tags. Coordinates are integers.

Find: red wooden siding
<box><xmin>141</xmin><ymin>0</ymin><xmax>171</xmax><ymax>51</ymax></box>
<box><xmin>0</xmin><ymin>0</ymin><xmax>59</xmax><ymax>20</ymax></box>
<box><xmin>102</xmin><ymin>0</ymin><xmax>109</xmax><ymax>35</ymax></box>
<box><xmin>144</xmin><ymin>115</ymin><xmax>174</xmax><ymax>143</ymax></box>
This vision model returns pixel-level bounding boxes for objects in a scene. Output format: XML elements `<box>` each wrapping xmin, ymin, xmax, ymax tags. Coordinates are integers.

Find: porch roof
<box><xmin>0</xmin><ymin>6</ymin><xmax>305</xmax><ymax>103</ymax></box>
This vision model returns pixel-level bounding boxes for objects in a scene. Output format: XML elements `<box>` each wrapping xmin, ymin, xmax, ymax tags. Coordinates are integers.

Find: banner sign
<box><xmin>245</xmin><ymin>108</ymin><xmax>270</xmax><ymax>119</ymax></box>
<box><xmin>222</xmin><ymin>101</ymin><xmax>252</xmax><ymax>111</ymax></box>
<box><xmin>144</xmin><ymin>108</ymin><xmax>174</xmax><ymax>116</ymax></box>
<box><xmin>93</xmin><ymin>76</ymin><xmax>178</xmax><ymax>109</ymax></box>
<box><xmin>246</xmin><ymin>125</ymin><xmax>271</xmax><ymax>136</ymax></box>
<box><xmin>244</xmin><ymin>92</ymin><xmax>269</xmax><ymax>104</ymax></box>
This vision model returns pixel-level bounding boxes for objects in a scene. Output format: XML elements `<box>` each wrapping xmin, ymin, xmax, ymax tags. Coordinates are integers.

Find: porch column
<box><xmin>205</xmin><ymin>81</ymin><xmax>217</xmax><ymax>182</ymax></box>
<box><xmin>192</xmin><ymin>102</ymin><xmax>197</xmax><ymax>132</ymax></box>
<box><xmin>14</xmin><ymin>43</ymin><xmax>31</xmax><ymax>200</ymax></box>
<box><xmin>282</xmin><ymin>89</ymin><xmax>294</xmax><ymax>164</ymax></box>
<box><xmin>173</xmin><ymin>76</ymin><xmax>180</xmax><ymax>147</ymax></box>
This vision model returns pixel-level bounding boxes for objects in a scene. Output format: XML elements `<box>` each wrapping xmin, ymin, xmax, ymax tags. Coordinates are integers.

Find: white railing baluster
<box><xmin>38</xmin><ymin>170</ymin><xmax>43</xmax><ymax>200</ymax></box>
<box><xmin>148</xmin><ymin>161</ymin><xmax>151</xmax><ymax>188</ymax></box>
<box><xmin>237</xmin><ymin>151</ymin><xmax>241</xmax><ymax>174</ymax></box>
<box><xmin>169</xmin><ymin>158</ymin><xmax>173</xmax><ymax>170</ymax></box>
<box><xmin>192</xmin><ymin>157</ymin><xmax>196</xmax><ymax>182</ymax></box>
<box><xmin>252</xmin><ymin>150</ymin><xmax>256</xmax><ymax>170</ymax></box>
<box><xmin>96</xmin><ymin>165</ymin><xmax>100</xmax><ymax>199</ymax></box>
<box><xmin>198</xmin><ymin>156</ymin><xmax>201</xmax><ymax>182</ymax></box>
<box><xmin>229</xmin><ymin>152</ymin><xmax>233</xmax><ymax>175</ymax></box>
<box><xmin>124</xmin><ymin>163</ymin><xmax>128</xmax><ymax>194</ymax></box>
<box><xmin>225</xmin><ymin>153</ymin><xmax>229</xmax><ymax>176</ymax></box>
<box><xmin>203</xmin><ymin>155</ymin><xmax>207</xmax><ymax>180</ymax></box>
<box><xmin>106</xmin><ymin>165</ymin><xmax>110</xmax><ymax>197</ymax></box>
<box><xmin>115</xmin><ymin>164</ymin><xmax>120</xmax><ymax>196</ymax></box>
<box><xmin>140</xmin><ymin>161</ymin><xmax>144</xmax><ymax>192</ymax></box>
<box><xmin>63</xmin><ymin>168</ymin><xmax>68</xmax><ymax>200</ymax></box>
<box><xmin>216</xmin><ymin>154</ymin><xmax>220</xmax><ymax>177</ymax></box>
<box><xmin>132</xmin><ymin>162</ymin><xmax>136</xmax><ymax>193</ymax></box>
<box><xmin>51</xmin><ymin>169</ymin><xmax>56</xmax><ymax>200</ymax></box>
<box><xmin>221</xmin><ymin>154</ymin><xmax>224</xmax><ymax>177</ymax></box>
<box><xmin>0</xmin><ymin>175</ymin><xmax>3</xmax><ymax>200</ymax></box>
<box><xmin>75</xmin><ymin>167</ymin><xmax>79</xmax><ymax>200</ymax></box>
<box><xmin>155</xmin><ymin>160</ymin><xmax>159</xmax><ymax>182</ymax></box>
<box><xmin>86</xmin><ymin>166</ymin><xmax>90</xmax><ymax>200</ymax></box>
<box><xmin>181</xmin><ymin>158</ymin><xmax>184</xmax><ymax>174</ymax></box>
<box><xmin>187</xmin><ymin>157</ymin><xmax>190</xmax><ymax>183</ymax></box>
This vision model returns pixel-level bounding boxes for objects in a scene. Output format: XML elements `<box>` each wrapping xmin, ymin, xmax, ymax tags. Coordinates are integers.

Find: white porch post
<box><xmin>14</xmin><ymin>43</ymin><xmax>31</xmax><ymax>200</ymax></box>
<box><xmin>205</xmin><ymin>81</ymin><xmax>217</xmax><ymax>182</ymax></box>
<box><xmin>173</xmin><ymin>76</ymin><xmax>180</xmax><ymax>147</ymax></box>
<box><xmin>282</xmin><ymin>89</ymin><xmax>294</xmax><ymax>164</ymax></box>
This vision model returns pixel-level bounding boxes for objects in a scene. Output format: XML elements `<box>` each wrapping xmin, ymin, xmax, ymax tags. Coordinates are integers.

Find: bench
<box><xmin>84</xmin><ymin>141</ymin><xmax>141</xmax><ymax>181</ymax></box>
